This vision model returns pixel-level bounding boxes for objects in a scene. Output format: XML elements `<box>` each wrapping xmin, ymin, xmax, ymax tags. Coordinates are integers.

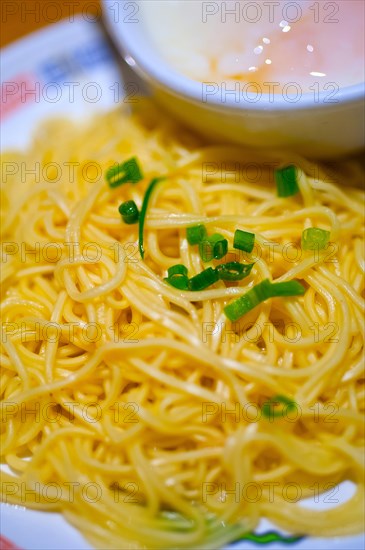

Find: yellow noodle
<box><xmin>0</xmin><ymin>103</ymin><xmax>364</xmax><ymax>549</ymax></box>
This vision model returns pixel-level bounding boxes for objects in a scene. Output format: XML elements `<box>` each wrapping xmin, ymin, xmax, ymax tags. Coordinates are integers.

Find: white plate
<box><xmin>0</xmin><ymin>17</ymin><xmax>364</xmax><ymax>550</ymax></box>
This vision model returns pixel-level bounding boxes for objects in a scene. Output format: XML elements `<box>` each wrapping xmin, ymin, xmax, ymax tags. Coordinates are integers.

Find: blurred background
<box><xmin>2</xmin><ymin>0</ymin><xmax>364</xmax><ymax>163</ymax></box>
<box><xmin>1</xmin><ymin>0</ymin><xmax>101</xmax><ymax>47</ymax></box>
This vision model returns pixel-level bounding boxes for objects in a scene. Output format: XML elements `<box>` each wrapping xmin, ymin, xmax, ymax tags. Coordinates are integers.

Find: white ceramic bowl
<box><xmin>103</xmin><ymin>0</ymin><xmax>365</xmax><ymax>158</ymax></box>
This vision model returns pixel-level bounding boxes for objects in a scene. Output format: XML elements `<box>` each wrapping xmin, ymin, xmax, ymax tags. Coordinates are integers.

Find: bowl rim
<box><xmin>102</xmin><ymin>0</ymin><xmax>365</xmax><ymax>112</ymax></box>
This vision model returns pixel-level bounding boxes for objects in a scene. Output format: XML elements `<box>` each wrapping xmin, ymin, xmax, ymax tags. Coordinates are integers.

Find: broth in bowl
<box><xmin>103</xmin><ymin>0</ymin><xmax>365</xmax><ymax>157</ymax></box>
<box><xmin>140</xmin><ymin>0</ymin><xmax>365</xmax><ymax>93</ymax></box>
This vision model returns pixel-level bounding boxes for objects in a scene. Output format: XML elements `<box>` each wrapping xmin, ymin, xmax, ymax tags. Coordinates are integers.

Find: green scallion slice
<box><xmin>139</xmin><ymin>177</ymin><xmax>164</xmax><ymax>259</ymax></box>
<box><xmin>250</xmin><ymin>279</ymin><xmax>273</xmax><ymax>302</ymax></box>
<box><xmin>188</xmin><ymin>267</ymin><xmax>219</xmax><ymax>291</ymax></box>
<box><xmin>224</xmin><ymin>278</ymin><xmax>305</xmax><ymax>322</ymax></box>
<box><xmin>167</xmin><ymin>265</ymin><xmax>188</xmax><ymax>278</ymax></box>
<box><xmin>216</xmin><ymin>261</ymin><xmax>254</xmax><ymax>281</ymax></box>
<box><xmin>164</xmin><ymin>265</ymin><xmax>189</xmax><ymax>290</ymax></box>
<box><xmin>199</xmin><ymin>234</ymin><xmax>228</xmax><ymax>262</ymax></box>
<box><xmin>301</xmin><ymin>227</ymin><xmax>330</xmax><ymax>250</ymax></box>
<box><xmin>233</xmin><ymin>230</ymin><xmax>255</xmax><ymax>253</ymax></box>
<box><xmin>269</xmin><ymin>280</ymin><xmax>307</xmax><ymax>297</ymax></box>
<box><xmin>106</xmin><ymin>157</ymin><xmax>143</xmax><ymax>188</ymax></box>
<box><xmin>240</xmin><ymin>532</ymin><xmax>304</xmax><ymax>545</ymax></box>
<box><xmin>275</xmin><ymin>165</ymin><xmax>299</xmax><ymax>197</ymax></box>
<box><xmin>262</xmin><ymin>395</ymin><xmax>297</xmax><ymax>419</ymax></box>
<box><xmin>186</xmin><ymin>225</ymin><xmax>207</xmax><ymax>245</ymax></box>
<box><xmin>118</xmin><ymin>200</ymin><xmax>139</xmax><ymax>224</ymax></box>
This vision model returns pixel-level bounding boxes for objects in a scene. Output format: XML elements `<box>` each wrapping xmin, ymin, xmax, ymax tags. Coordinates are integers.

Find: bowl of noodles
<box><xmin>1</xmin><ymin>10</ymin><xmax>365</xmax><ymax>550</ymax></box>
<box><xmin>102</xmin><ymin>0</ymin><xmax>365</xmax><ymax>158</ymax></box>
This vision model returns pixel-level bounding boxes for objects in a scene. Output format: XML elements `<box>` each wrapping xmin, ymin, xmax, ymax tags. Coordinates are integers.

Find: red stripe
<box><xmin>0</xmin><ymin>73</ymin><xmax>38</xmax><ymax>119</ymax></box>
<box><xmin>0</xmin><ymin>535</ymin><xmax>22</xmax><ymax>550</ymax></box>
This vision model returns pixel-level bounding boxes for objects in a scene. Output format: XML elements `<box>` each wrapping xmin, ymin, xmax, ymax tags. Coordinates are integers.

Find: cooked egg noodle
<box><xmin>1</xmin><ymin>104</ymin><xmax>364</xmax><ymax>548</ymax></box>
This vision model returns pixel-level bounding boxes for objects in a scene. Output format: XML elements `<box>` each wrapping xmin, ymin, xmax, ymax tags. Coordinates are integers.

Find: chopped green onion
<box><xmin>167</xmin><ymin>265</ymin><xmax>188</xmax><ymax>278</ymax></box>
<box><xmin>188</xmin><ymin>267</ymin><xmax>219</xmax><ymax>291</ymax></box>
<box><xmin>199</xmin><ymin>234</ymin><xmax>228</xmax><ymax>262</ymax></box>
<box><xmin>302</xmin><ymin>227</ymin><xmax>330</xmax><ymax>250</ymax></box>
<box><xmin>250</xmin><ymin>279</ymin><xmax>273</xmax><ymax>302</ymax></box>
<box><xmin>216</xmin><ymin>261</ymin><xmax>254</xmax><ymax>281</ymax></box>
<box><xmin>269</xmin><ymin>280</ymin><xmax>306</xmax><ymax>297</ymax></box>
<box><xmin>186</xmin><ymin>225</ymin><xmax>207</xmax><ymax>245</ymax></box>
<box><xmin>240</xmin><ymin>531</ymin><xmax>304</xmax><ymax>545</ymax></box>
<box><xmin>275</xmin><ymin>165</ymin><xmax>299</xmax><ymax>197</ymax></box>
<box><xmin>139</xmin><ymin>177</ymin><xmax>164</xmax><ymax>259</ymax></box>
<box><xmin>224</xmin><ymin>278</ymin><xmax>305</xmax><ymax>322</ymax></box>
<box><xmin>106</xmin><ymin>157</ymin><xmax>143</xmax><ymax>188</ymax></box>
<box><xmin>118</xmin><ymin>200</ymin><xmax>139</xmax><ymax>224</ymax></box>
<box><xmin>233</xmin><ymin>230</ymin><xmax>255</xmax><ymax>253</ymax></box>
<box><xmin>224</xmin><ymin>284</ymin><xmax>264</xmax><ymax>322</ymax></box>
<box><xmin>262</xmin><ymin>395</ymin><xmax>297</xmax><ymax>419</ymax></box>
<box><xmin>164</xmin><ymin>265</ymin><xmax>189</xmax><ymax>290</ymax></box>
